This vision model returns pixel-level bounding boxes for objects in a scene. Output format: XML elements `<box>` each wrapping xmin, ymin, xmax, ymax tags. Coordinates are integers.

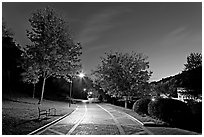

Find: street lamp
<box><xmin>78</xmin><ymin>72</ymin><xmax>85</xmax><ymax>78</ymax></box>
<box><xmin>69</xmin><ymin>72</ymin><xmax>85</xmax><ymax>107</ymax></box>
<box><xmin>69</xmin><ymin>80</ymin><xmax>72</xmax><ymax>107</ymax></box>
<box><xmin>81</xmin><ymin>88</ymin><xmax>87</xmax><ymax>99</ymax></box>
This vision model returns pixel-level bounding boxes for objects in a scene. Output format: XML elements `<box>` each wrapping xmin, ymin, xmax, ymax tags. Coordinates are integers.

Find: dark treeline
<box><xmin>2</xmin><ymin>33</ymin><xmax>89</xmax><ymax>100</ymax></box>
<box><xmin>2</xmin><ymin>7</ymin><xmax>88</xmax><ymax>101</ymax></box>
<box><xmin>151</xmin><ymin>65</ymin><xmax>202</xmax><ymax>98</ymax></box>
<box><xmin>2</xmin><ymin>32</ymin><xmax>24</xmax><ymax>96</ymax></box>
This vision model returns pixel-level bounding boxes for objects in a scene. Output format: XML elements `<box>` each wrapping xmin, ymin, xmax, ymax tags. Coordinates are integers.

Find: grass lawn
<box><xmin>2</xmin><ymin>95</ymin><xmax>76</xmax><ymax>135</ymax></box>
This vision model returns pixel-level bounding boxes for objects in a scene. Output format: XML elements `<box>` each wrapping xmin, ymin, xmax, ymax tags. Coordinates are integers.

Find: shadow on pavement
<box><xmin>14</xmin><ymin>118</ymin><xmax>50</xmax><ymax>127</ymax></box>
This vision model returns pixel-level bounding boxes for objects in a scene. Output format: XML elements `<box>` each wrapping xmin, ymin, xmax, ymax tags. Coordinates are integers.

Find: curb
<box><xmin>104</xmin><ymin>103</ymin><xmax>154</xmax><ymax>135</ymax></box>
<box><xmin>28</xmin><ymin>107</ymin><xmax>78</xmax><ymax>135</ymax></box>
<box><xmin>104</xmin><ymin>103</ymin><xmax>200</xmax><ymax>135</ymax></box>
<box><xmin>120</xmin><ymin>110</ymin><xmax>154</xmax><ymax>135</ymax></box>
<box><xmin>105</xmin><ymin>103</ymin><xmax>145</xmax><ymax>125</ymax></box>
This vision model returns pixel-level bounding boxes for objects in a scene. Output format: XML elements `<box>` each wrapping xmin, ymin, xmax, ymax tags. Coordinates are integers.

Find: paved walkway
<box><xmin>31</xmin><ymin>103</ymin><xmax>199</xmax><ymax>135</ymax></box>
<box><xmin>34</xmin><ymin>103</ymin><xmax>153</xmax><ymax>135</ymax></box>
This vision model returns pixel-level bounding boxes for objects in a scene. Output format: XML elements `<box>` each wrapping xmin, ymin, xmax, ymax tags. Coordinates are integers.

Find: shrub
<box><xmin>98</xmin><ymin>95</ymin><xmax>103</xmax><ymax>102</ymax></box>
<box><xmin>127</xmin><ymin>101</ymin><xmax>135</xmax><ymax>109</ymax></box>
<box><xmin>187</xmin><ymin>102</ymin><xmax>202</xmax><ymax>133</ymax></box>
<box><xmin>115</xmin><ymin>100</ymin><xmax>124</xmax><ymax>107</ymax></box>
<box><xmin>186</xmin><ymin>100</ymin><xmax>202</xmax><ymax>115</ymax></box>
<box><xmin>148</xmin><ymin>97</ymin><xmax>192</xmax><ymax>126</ymax></box>
<box><xmin>132</xmin><ymin>98</ymin><xmax>151</xmax><ymax>115</ymax></box>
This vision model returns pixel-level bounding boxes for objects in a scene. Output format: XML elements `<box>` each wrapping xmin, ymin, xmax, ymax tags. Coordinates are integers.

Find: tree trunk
<box><xmin>7</xmin><ymin>70</ymin><xmax>11</xmax><ymax>93</ymax></box>
<box><xmin>32</xmin><ymin>84</ymin><xmax>36</xmax><ymax>98</ymax></box>
<box><xmin>125</xmin><ymin>100</ymin><xmax>128</xmax><ymax>108</ymax></box>
<box><xmin>38</xmin><ymin>78</ymin><xmax>46</xmax><ymax>104</ymax></box>
<box><xmin>69</xmin><ymin>81</ymin><xmax>72</xmax><ymax>107</ymax></box>
<box><xmin>124</xmin><ymin>96</ymin><xmax>128</xmax><ymax>108</ymax></box>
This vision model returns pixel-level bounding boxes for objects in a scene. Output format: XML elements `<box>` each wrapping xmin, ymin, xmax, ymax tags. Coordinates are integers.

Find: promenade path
<box><xmin>30</xmin><ymin>103</ymin><xmax>199</xmax><ymax>135</ymax></box>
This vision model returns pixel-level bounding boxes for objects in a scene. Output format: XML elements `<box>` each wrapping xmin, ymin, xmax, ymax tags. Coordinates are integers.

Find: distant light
<box><xmin>78</xmin><ymin>72</ymin><xmax>85</xmax><ymax>78</ymax></box>
<box><xmin>152</xmin><ymin>98</ymin><xmax>156</xmax><ymax>101</ymax></box>
<box><xmin>83</xmin><ymin>88</ymin><xmax>87</xmax><ymax>91</ymax></box>
<box><xmin>82</xmin><ymin>100</ymin><xmax>87</xmax><ymax>103</ymax></box>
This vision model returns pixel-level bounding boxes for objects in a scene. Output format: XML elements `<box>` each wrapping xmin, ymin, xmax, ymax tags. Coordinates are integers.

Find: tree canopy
<box><xmin>21</xmin><ymin>6</ymin><xmax>82</xmax><ymax>103</ymax></box>
<box><xmin>92</xmin><ymin>51</ymin><xmax>152</xmax><ymax>98</ymax></box>
<box><xmin>2</xmin><ymin>18</ymin><xmax>14</xmax><ymax>38</ymax></box>
<box><xmin>2</xmin><ymin>19</ymin><xmax>23</xmax><ymax>94</ymax></box>
<box><xmin>184</xmin><ymin>52</ymin><xmax>202</xmax><ymax>71</ymax></box>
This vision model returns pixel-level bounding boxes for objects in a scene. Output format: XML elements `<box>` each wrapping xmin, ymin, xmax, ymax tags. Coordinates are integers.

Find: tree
<box><xmin>21</xmin><ymin>7</ymin><xmax>82</xmax><ymax>104</ymax></box>
<box><xmin>2</xmin><ymin>19</ymin><xmax>22</xmax><ymax>94</ymax></box>
<box><xmin>2</xmin><ymin>18</ymin><xmax>14</xmax><ymax>38</ymax></box>
<box><xmin>183</xmin><ymin>52</ymin><xmax>202</xmax><ymax>96</ymax></box>
<box><xmin>92</xmin><ymin>51</ymin><xmax>152</xmax><ymax>103</ymax></box>
<box><xmin>149</xmin><ymin>52</ymin><xmax>202</xmax><ymax>99</ymax></box>
<box><xmin>21</xmin><ymin>64</ymin><xmax>40</xmax><ymax>98</ymax></box>
<box><xmin>184</xmin><ymin>52</ymin><xmax>202</xmax><ymax>71</ymax></box>
<box><xmin>150</xmin><ymin>64</ymin><xmax>202</xmax><ymax>98</ymax></box>
<box><xmin>151</xmin><ymin>78</ymin><xmax>177</xmax><ymax>98</ymax></box>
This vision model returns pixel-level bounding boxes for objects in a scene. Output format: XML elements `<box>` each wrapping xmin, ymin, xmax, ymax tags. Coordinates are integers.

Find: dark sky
<box><xmin>2</xmin><ymin>2</ymin><xmax>202</xmax><ymax>81</ymax></box>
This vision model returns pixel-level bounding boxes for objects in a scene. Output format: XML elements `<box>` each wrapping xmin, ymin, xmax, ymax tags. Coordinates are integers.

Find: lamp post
<box><xmin>81</xmin><ymin>88</ymin><xmax>86</xmax><ymax>99</ymax></box>
<box><xmin>69</xmin><ymin>80</ymin><xmax>72</xmax><ymax>107</ymax></box>
<box><xmin>68</xmin><ymin>72</ymin><xmax>85</xmax><ymax>107</ymax></box>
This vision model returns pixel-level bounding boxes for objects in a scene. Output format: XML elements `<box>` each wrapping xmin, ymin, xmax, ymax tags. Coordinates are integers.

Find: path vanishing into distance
<box><xmin>29</xmin><ymin>102</ymin><xmax>198</xmax><ymax>135</ymax></box>
<box><xmin>30</xmin><ymin>103</ymin><xmax>153</xmax><ymax>135</ymax></box>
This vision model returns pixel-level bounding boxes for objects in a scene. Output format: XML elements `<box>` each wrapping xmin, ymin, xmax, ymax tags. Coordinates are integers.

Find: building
<box><xmin>177</xmin><ymin>87</ymin><xmax>202</xmax><ymax>102</ymax></box>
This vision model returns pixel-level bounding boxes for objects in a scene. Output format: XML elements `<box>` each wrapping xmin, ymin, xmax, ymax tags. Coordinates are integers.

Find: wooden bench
<box><xmin>38</xmin><ymin>107</ymin><xmax>48</xmax><ymax>119</ymax></box>
<box><xmin>48</xmin><ymin>108</ymin><xmax>56</xmax><ymax>116</ymax></box>
<box><xmin>38</xmin><ymin>107</ymin><xmax>56</xmax><ymax>119</ymax></box>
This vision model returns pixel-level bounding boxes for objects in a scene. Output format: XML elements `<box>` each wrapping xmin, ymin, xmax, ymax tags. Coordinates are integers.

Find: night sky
<box><xmin>2</xmin><ymin>2</ymin><xmax>202</xmax><ymax>81</ymax></box>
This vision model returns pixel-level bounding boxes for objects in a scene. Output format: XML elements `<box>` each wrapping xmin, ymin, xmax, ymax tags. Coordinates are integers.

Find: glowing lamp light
<box><xmin>82</xmin><ymin>100</ymin><xmax>87</xmax><ymax>103</ymax></box>
<box><xmin>78</xmin><ymin>72</ymin><xmax>85</xmax><ymax>78</ymax></box>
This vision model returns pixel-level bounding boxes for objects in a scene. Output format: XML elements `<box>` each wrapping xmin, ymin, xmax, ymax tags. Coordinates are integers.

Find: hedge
<box><xmin>148</xmin><ymin>97</ymin><xmax>192</xmax><ymax>126</ymax></box>
<box><xmin>132</xmin><ymin>98</ymin><xmax>151</xmax><ymax>115</ymax></box>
